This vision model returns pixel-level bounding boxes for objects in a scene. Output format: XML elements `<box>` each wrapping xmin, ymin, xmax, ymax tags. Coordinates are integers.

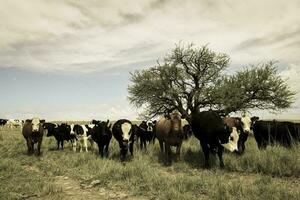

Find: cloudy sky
<box><xmin>0</xmin><ymin>0</ymin><xmax>299</xmax><ymax>120</ymax></box>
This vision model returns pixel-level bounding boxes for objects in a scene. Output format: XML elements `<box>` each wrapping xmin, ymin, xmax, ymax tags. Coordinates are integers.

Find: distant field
<box><xmin>1</xmin><ymin>126</ymin><xmax>300</xmax><ymax>200</ymax></box>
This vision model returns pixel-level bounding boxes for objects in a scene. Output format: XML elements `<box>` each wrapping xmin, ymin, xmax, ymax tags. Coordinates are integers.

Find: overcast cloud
<box><xmin>0</xmin><ymin>0</ymin><xmax>299</xmax><ymax>120</ymax></box>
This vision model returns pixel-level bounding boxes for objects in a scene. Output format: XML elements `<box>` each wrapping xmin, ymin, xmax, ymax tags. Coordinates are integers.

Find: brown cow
<box><xmin>156</xmin><ymin>111</ymin><xmax>183</xmax><ymax>164</ymax></box>
<box><xmin>22</xmin><ymin>118</ymin><xmax>45</xmax><ymax>156</ymax></box>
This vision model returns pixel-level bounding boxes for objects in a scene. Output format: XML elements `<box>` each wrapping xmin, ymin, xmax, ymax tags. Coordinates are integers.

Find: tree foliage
<box><xmin>128</xmin><ymin>44</ymin><xmax>295</xmax><ymax>121</ymax></box>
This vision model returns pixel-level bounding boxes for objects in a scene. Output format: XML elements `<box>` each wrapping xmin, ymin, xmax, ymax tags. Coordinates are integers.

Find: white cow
<box><xmin>7</xmin><ymin>119</ymin><xmax>23</xmax><ymax>131</ymax></box>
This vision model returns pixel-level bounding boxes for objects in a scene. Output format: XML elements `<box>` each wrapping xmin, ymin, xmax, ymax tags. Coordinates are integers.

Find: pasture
<box><xmin>0</xmin><ymin>124</ymin><xmax>300</xmax><ymax>200</ymax></box>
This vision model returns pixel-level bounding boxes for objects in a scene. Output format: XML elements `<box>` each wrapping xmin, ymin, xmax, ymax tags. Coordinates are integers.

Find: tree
<box><xmin>128</xmin><ymin>44</ymin><xmax>295</xmax><ymax>122</ymax></box>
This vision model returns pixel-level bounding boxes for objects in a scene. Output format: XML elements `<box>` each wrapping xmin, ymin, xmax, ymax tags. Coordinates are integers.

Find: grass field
<box><xmin>1</xmin><ymin>125</ymin><xmax>300</xmax><ymax>200</ymax></box>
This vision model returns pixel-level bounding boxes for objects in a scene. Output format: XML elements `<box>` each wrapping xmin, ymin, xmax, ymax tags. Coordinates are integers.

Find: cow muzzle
<box><xmin>123</xmin><ymin>139</ymin><xmax>129</xmax><ymax>147</ymax></box>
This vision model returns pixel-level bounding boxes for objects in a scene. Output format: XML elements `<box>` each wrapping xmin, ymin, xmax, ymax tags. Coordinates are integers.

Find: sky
<box><xmin>0</xmin><ymin>0</ymin><xmax>299</xmax><ymax>120</ymax></box>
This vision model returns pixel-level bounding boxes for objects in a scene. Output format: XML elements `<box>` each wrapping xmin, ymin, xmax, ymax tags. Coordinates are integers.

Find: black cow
<box><xmin>112</xmin><ymin>119</ymin><xmax>135</xmax><ymax>161</ymax></box>
<box><xmin>253</xmin><ymin>120</ymin><xmax>300</xmax><ymax>149</ymax></box>
<box><xmin>43</xmin><ymin>122</ymin><xmax>58</xmax><ymax>137</ymax></box>
<box><xmin>0</xmin><ymin>119</ymin><xmax>8</xmax><ymax>126</ymax></box>
<box><xmin>22</xmin><ymin>118</ymin><xmax>45</xmax><ymax>156</ymax></box>
<box><xmin>46</xmin><ymin>123</ymin><xmax>73</xmax><ymax>150</ymax></box>
<box><xmin>136</xmin><ymin>121</ymin><xmax>155</xmax><ymax>150</ymax></box>
<box><xmin>182</xmin><ymin>124</ymin><xmax>193</xmax><ymax>140</ymax></box>
<box><xmin>191</xmin><ymin>111</ymin><xmax>239</xmax><ymax>168</ymax></box>
<box><xmin>89</xmin><ymin>120</ymin><xmax>112</xmax><ymax>157</ymax></box>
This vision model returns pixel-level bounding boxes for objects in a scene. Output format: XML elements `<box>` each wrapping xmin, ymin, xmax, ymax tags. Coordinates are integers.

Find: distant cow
<box><xmin>191</xmin><ymin>111</ymin><xmax>238</xmax><ymax>168</ymax></box>
<box><xmin>22</xmin><ymin>118</ymin><xmax>45</xmax><ymax>155</ymax></box>
<box><xmin>89</xmin><ymin>120</ymin><xmax>112</xmax><ymax>157</ymax></box>
<box><xmin>253</xmin><ymin>120</ymin><xmax>300</xmax><ymax>149</ymax></box>
<box><xmin>156</xmin><ymin>112</ymin><xmax>183</xmax><ymax>164</ymax></box>
<box><xmin>7</xmin><ymin>119</ymin><xmax>23</xmax><ymax>129</ymax></box>
<box><xmin>0</xmin><ymin>119</ymin><xmax>8</xmax><ymax>128</ymax></box>
<box><xmin>112</xmin><ymin>119</ymin><xmax>135</xmax><ymax>161</ymax></box>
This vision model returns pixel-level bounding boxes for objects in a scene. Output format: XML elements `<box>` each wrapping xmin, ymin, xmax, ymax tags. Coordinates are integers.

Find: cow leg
<box><xmin>73</xmin><ymin>140</ymin><xmax>77</xmax><ymax>152</ymax></box>
<box><xmin>105</xmin><ymin>144</ymin><xmax>109</xmax><ymax>158</ymax></box>
<box><xmin>200</xmin><ymin>141</ymin><xmax>210</xmax><ymax>168</ymax></box>
<box><xmin>90</xmin><ymin>140</ymin><xmax>94</xmax><ymax>152</ymax></box>
<box><xmin>37</xmin><ymin>137</ymin><xmax>43</xmax><ymax>156</ymax></box>
<box><xmin>120</xmin><ymin>148</ymin><xmax>126</xmax><ymax>162</ymax></box>
<box><xmin>217</xmin><ymin>145</ymin><xmax>224</xmax><ymax>168</ymax></box>
<box><xmin>159</xmin><ymin>140</ymin><xmax>164</xmax><ymax>153</ymax></box>
<box><xmin>84</xmin><ymin>138</ymin><xmax>88</xmax><ymax>152</ymax></box>
<box><xmin>99</xmin><ymin>144</ymin><xmax>104</xmax><ymax>157</ymax></box>
<box><xmin>56</xmin><ymin>140</ymin><xmax>60</xmax><ymax>150</ymax></box>
<box><xmin>26</xmin><ymin>138</ymin><xmax>32</xmax><ymax>155</ymax></box>
<box><xmin>176</xmin><ymin>143</ymin><xmax>182</xmax><ymax>161</ymax></box>
<box><xmin>165</xmin><ymin>143</ymin><xmax>172</xmax><ymax>165</ymax></box>
<box><xmin>129</xmin><ymin>142</ymin><xmax>134</xmax><ymax>156</ymax></box>
<box><xmin>61</xmin><ymin>141</ymin><xmax>64</xmax><ymax>150</ymax></box>
<box><xmin>143</xmin><ymin>140</ymin><xmax>147</xmax><ymax>151</ymax></box>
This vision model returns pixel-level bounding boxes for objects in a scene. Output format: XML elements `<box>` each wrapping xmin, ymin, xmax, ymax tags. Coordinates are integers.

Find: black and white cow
<box><xmin>0</xmin><ymin>119</ymin><xmax>8</xmax><ymax>129</ymax></box>
<box><xmin>72</xmin><ymin>124</ymin><xmax>94</xmax><ymax>152</ymax></box>
<box><xmin>88</xmin><ymin>120</ymin><xmax>112</xmax><ymax>157</ymax></box>
<box><xmin>191</xmin><ymin>110</ymin><xmax>239</xmax><ymax>168</ymax></box>
<box><xmin>112</xmin><ymin>119</ymin><xmax>135</xmax><ymax>161</ymax></box>
<box><xmin>0</xmin><ymin>119</ymin><xmax>8</xmax><ymax>126</ymax></box>
<box><xmin>253</xmin><ymin>120</ymin><xmax>300</xmax><ymax>149</ymax></box>
<box><xmin>223</xmin><ymin>116</ymin><xmax>259</xmax><ymax>154</ymax></box>
<box><xmin>136</xmin><ymin>121</ymin><xmax>155</xmax><ymax>150</ymax></box>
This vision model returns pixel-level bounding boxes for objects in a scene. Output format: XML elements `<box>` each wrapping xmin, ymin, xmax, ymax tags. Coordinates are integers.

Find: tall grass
<box><xmin>0</xmin><ymin>128</ymin><xmax>300</xmax><ymax>200</ymax></box>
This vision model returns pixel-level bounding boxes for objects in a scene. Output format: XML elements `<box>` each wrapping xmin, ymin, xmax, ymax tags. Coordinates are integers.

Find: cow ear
<box><xmin>235</xmin><ymin>117</ymin><xmax>241</xmax><ymax>124</ymax></box>
<box><xmin>26</xmin><ymin>119</ymin><xmax>32</xmax><ymax>123</ymax></box>
<box><xmin>40</xmin><ymin>119</ymin><xmax>45</xmax><ymax>123</ymax></box>
<box><xmin>251</xmin><ymin>116</ymin><xmax>259</xmax><ymax>122</ymax></box>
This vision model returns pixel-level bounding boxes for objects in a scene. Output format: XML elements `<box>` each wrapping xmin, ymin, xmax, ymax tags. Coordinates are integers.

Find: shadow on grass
<box><xmin>182</xmin><ymin>148</ymin><xmax>220</xmax><ymax>169</ymax></box>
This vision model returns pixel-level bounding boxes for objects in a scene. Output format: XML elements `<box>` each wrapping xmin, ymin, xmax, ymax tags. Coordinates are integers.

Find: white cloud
<box><xmin>0</xmin><ymin>0</ymin><xmax>299</xmax><ymax>73</ymax></box>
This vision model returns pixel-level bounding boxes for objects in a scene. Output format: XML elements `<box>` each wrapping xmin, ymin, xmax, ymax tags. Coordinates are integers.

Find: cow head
<box><xmin>169</xmin><ymin>111</ymin><xmax>182</xmax><ymax>135</ymax></box>
<box><xmin>91</xmin><ymin>119</ymin><xmax>101</xmax><ymax>125</ymax></box>
<box><xmin>221</xmin><ymin>126</ymin><xmax>239</xmax><ymax>152</ymax></box>
<box><xmin>30</xmin><ymin>118</ymin><xmax>45</xmax><ymax>133</ymax></box>
<box><xmin>121</xmin><ymin>122</ymin><xmax>132</xmax><ymax>146</ymax></box>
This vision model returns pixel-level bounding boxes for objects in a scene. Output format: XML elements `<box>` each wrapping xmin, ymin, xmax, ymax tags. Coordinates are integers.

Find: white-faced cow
<box><xmin>156</xmin><ymin>112</ymin><xmax>184</xmax><ymax>165</ymax></box>
<box><xmin>22</xmin><ymin>118</ymin><xmax>45</xmax><ymax>156</ymax></box>
<box><xmin>224</xmin><ymin>116</ymin><xmax>259</xmax><ymax>154</ymax></box>
<box><xmin>191</xmin><ymin>110</ymin><xmax>238</xmax><ymax>168</ymax></box>
<box><xmin>112</xmin><ymin>119</ymin><xmax>134</xmax><ymax>161</ymax></box>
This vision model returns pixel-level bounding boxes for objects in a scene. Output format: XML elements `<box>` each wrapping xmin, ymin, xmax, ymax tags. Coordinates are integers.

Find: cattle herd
<box><xmin>0</xmin><ymin>110</ymin><xmax>300</xmax><ymax>167</ymax></box>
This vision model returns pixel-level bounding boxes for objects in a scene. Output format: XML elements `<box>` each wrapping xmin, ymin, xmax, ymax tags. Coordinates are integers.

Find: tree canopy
<box><xmin>128</xmin><ymin>44</ymin><xmax>295</xmax><ymax>122</ymax></box>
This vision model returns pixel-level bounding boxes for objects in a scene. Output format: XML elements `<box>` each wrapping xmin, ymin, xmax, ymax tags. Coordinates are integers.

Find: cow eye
<box><xmin>230</xmin><ymin>136</ymin><xmax>234</xmax><ymax>141</ymax></box>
